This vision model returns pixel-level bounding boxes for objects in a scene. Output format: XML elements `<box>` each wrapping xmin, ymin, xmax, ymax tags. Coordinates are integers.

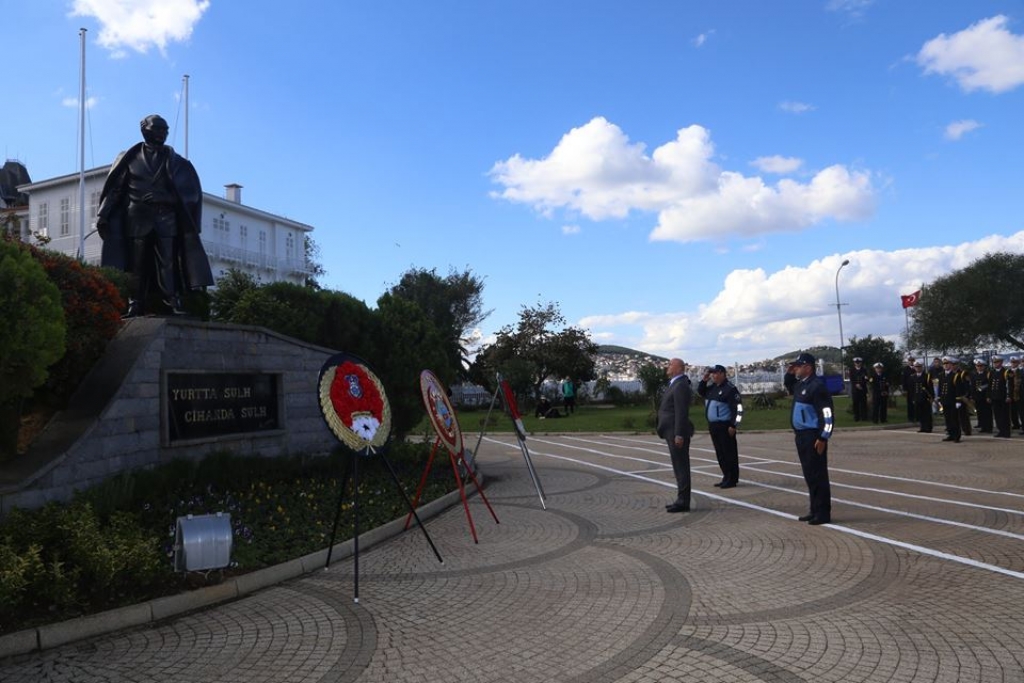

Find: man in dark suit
<box><xmin>657</xmin><ymin>357</ymin><xmax>693</xmax><ymax>513</ymax></box>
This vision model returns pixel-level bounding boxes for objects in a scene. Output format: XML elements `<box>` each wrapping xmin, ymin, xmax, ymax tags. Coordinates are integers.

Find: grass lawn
<box><xmin>447</xmin><ymin>395</ymin><xmax>860</xmax><ymax>436</ymax></box>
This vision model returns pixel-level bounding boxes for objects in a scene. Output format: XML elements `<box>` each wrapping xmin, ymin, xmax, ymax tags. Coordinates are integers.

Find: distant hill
<box><xmin>772</xmin><ymin>346</ymin><xmax>841</xmax><ymax>365</ymax></box>
<box><xmin>594</xmin><ymin>345</ymin><xmax>667</xmax><ymax>380</ymax></box>
<box><xmin>596</xmin><ymin>344</ymin><xmax>666</xmax><ymax>359</ymax></box>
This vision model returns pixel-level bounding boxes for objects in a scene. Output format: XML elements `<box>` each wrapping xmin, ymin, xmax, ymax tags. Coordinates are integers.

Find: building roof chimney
<box><xmin>224</xmin><ymin>183</ymin><xmax>243</xmax><ymax>204</ymax></box>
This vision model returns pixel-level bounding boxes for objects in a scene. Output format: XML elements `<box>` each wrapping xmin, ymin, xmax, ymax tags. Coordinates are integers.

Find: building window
<box><xmin>239</xmin><ymin>224</ymin><xmax>248</xmax><ymax>241</ymax></box>
<box><xmin>60</xmin><ymin>197</ymin><xmax>70</xmax><ymax>236</ymax></box>
<box><xmin>89</xmin><ymin>190</ymin><xmax>100</xmax><ymax>219</ymax></box>
<box><xmin>286</xmin><ymin>231</ymin><xmax>294</xmax><ymax>259</ymax></box>
<box><xmin>38</xmin><ymin>202</ymin><xmax>48</xmax><ymax>236</ymax></box>
<box><xmin>259</xmin><ymin>231</ymin><xmax>267</xmax><ymax>258</ymax></box>
<box><xmin>213</xmin><ymin>215</ymin><xmax>229</xmax><ymax>233</ymax></box>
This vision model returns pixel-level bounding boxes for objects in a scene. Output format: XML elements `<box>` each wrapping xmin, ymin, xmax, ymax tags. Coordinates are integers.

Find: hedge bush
<box><xmin>0</xmin><ymin>441</ymin><xmax>452</xmax><ymax>635</ymax></box>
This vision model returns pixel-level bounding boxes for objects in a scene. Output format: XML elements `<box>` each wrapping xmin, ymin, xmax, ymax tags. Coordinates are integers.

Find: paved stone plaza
<box><xmin>2</xmin><ymin>427</ymin><xmax>1024</xmax><ymax>682</ymax></box>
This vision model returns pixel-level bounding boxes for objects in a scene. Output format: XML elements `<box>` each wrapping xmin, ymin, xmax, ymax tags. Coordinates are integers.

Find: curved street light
<box><xmin>835</xmin><ymin>259</ymin><xmax>850</xmax><ymax>380</ymax></box>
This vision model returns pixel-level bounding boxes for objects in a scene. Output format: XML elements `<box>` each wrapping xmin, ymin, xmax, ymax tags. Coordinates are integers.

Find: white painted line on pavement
<box><xmin>483</xmin><ymin>436</ymin><xmax>1024</xmax><ymax>582</ymax></box>
<box><xmin>596</xmin><ymin>434</ymin><xmax>1024</xmax><ymax>502</ymax></box>
<box><xmin>548</xmin><ymin>434</ymin><xmax>1024</xmax><ymax>518</ymax></box>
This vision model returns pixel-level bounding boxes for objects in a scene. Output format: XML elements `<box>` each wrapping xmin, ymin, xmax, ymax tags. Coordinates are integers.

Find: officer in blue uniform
<box><xmin>791</xmin><ymin>353</ymin><xmax>834</xmax><ymax>525</ymax></box>
<box><xmin>697</xmin><ymin>364</ymin><xmax>744</xmax><ymax>489</ymax></box>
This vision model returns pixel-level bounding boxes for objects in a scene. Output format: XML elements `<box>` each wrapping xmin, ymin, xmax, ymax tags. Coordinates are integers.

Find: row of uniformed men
<box><xmin>907</xmin><ymin>355</ymin><xmax>1020</xmax><ymax>440</ymax></box>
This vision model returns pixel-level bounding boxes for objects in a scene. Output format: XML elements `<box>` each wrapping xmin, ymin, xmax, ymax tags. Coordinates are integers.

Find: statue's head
<box><xmin>140</xmin><ymin>115</ymin><xmax>169</xmax><ymax>146</ymax></box>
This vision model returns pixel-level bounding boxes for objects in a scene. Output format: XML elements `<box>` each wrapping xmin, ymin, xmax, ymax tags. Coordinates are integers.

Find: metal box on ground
<box><xmin>174</xmin><ymin>512</ymin><xmax>233</xmax><ymax>572</ymax></box>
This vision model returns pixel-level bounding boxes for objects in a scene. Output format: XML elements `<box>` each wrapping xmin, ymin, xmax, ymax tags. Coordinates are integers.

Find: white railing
<box><xmin>204</xmin><ymin>241</ymin><xmax>312</xmax><ymax>275</ymax></box>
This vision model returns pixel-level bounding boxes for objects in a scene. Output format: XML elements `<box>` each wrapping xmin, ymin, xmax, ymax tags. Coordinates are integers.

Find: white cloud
<box><xmin>944</xmin><ymin>119</ymin><xmax>982</xmax><ymax>141</ymax></box>
<box><xmin>71</xmin><ymin>0</ymin><xmax>210</xmax><ymax>56</ymax></box>
<box><xmin>693</xmin><ymin>30</ymin><xmax>715</xmax><ymax>48</ymax></box>
<box><xmin>577</xmin><ymin>231</ymin><xmax>1024</xmax><ymax>363</ymax></box>
<box><xmin>778</xmin><ymin>101</ymin><xmax>816</xmax><ymax>114</ymax></box>
<box><xmin>917</xmin><ymin>15</ymin><xmax>1024</xmax><ymax>94</ymax></box>
<box><xmin>750</xmin><ymin>155</ymin><xmax>803</xmax><ymax>174</ymax></box>
<box><xmin>61</xmin><ymin>96</ymin><xmax>98</xmax><ymax>109</ymax></box>
<box><xmin>562</xmin><ymin>224</ymin><xmax>581</xmax><ymax>235</ymax></box>
<box><xmin>489</xmin><ymin>117</ymin><xmax>875</xmax><ymax>244</ymax></box>
<box><xmin>826</xmin><ymin>0</ymin><xmax>875</xmax><ymax>19</ymax></box>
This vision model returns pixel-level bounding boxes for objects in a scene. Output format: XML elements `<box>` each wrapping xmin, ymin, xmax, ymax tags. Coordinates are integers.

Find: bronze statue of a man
<box><xmin>97</xmin><ymin>114</ymin><xmax>214</xmax><ymax>317</ymax></box>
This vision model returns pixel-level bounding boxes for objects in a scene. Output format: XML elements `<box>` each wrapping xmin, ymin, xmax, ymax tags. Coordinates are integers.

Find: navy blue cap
<box><xmin>710</xmin><ymin>364</ymin><xmax>727</xmax><ymax>373</ymax></box>
<box><xmin>793</xmin><ymin>352</ymin><xmax>816</xmax><ymax>366</ymax></box>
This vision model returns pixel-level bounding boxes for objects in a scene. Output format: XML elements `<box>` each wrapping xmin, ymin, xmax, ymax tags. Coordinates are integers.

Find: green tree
<box><xmin>303</xmin><ymin>235</ymin><xmax>326</xmax><ymax>289</ymax></box>
<box><xmin>0</xmin><ymin>211</ymin><xmax>22</xmax><ymax>239</ymax></box>
<box><xmin>210</xmin><ymin>268</ymin><xmax>261</xmax><ymax>321</ymax></box>
<box><xmin>374</xmin><ymin>293</ymin><xmax>451</xmax><ymax>438</ymax></box>
<box><xmin>388</xmin><ymin>267</ymin><xmax>489</xmax><ymax>379</ymax></box>
<box><xmin>846</xmin><ymin>335</ymin><xmax>901</xmax><ymax>387</ymax></box>
<box><xmin>0</xmin><ymin>240</ymin><xmax>67</xmax><ymax>457</ymax></box>
<box><xmin>222</xmin><ymin>279</ymin><xmax>378</xmax><ymax>359</ymax></box>
<box><xmin>472</xmin><ymin>302</ymin><xmax>597</xmax><ymax>404</ymax></box>
<box><xmin>637</xmin><ymin>361</ymin><xmax>668</xmax><ymax>411</ymax></box>
<box><xmin>908</xmin><ymin>253</ymin><xmax>1024</xmax><ymax>352</ymax></box>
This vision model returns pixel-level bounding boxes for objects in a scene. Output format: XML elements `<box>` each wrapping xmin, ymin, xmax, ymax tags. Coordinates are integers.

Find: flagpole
<box><xmin>77</xmin><ymin>27</ymin><xmax>87</xmax><ymax>261</ymax></box>
<box><xmin>183</xmin><ymin>74</ymin><xmax>189</xmax><ymax>159</ymax></box>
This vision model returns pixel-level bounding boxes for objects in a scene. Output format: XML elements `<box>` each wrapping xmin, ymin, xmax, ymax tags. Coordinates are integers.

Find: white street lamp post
<box><xmin>835</xmin><ymin>259</ymin><xmax>850</xmax><ymax>381</ymax></box>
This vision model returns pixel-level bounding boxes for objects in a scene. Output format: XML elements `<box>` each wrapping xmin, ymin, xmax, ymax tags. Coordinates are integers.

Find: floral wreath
<box><xmin>318</xmin><ymin>354</ymin><xmax>391</xmax><ymax>453</ymax></box>
<box><xmin>419</xmin><ymin>369</ymin><xmax>462</xmax><ymax>456</ymax></box>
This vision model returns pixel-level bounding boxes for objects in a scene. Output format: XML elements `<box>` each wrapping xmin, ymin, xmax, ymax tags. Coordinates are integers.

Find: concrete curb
<box><xmin>0</xmin><ymin>481</ymin><xmax>474</xmax><ymax>660</ymax></box>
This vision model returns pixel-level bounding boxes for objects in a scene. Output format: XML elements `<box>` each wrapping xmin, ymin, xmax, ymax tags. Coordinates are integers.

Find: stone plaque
<box><xmin>166</xmin><ymin>372</ymin><xmax>281</xmax><ymax>442</ymax></box>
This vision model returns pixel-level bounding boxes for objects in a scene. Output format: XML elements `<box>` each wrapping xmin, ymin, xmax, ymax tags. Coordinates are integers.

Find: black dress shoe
<box><xmin>666</xmin><ymin>503</ymin><xmax>690</xmax><ymax>513</ymax></box>
<box><xmin>718</xmin><ymin>482</ymin><xmax>736</xmax><ymax>489</ymax></box>
<box><xmin>808</xmin><ymin>518</ymin><xmax>831</xmax><ymax>525</ymax></box>
<box><xmin>713</xmin><ymin>481</ymin><xmax>725</xmax><ymax>487</ymax></box>
<box><xmin>942</xmin><ymin>436</ymin><xmax>956</xmax><ymax>441</ymax></box>
<box><xmin>798</xmin><ymin>514</ymin><xmax>814</xmax><ymax>522</ymax></box>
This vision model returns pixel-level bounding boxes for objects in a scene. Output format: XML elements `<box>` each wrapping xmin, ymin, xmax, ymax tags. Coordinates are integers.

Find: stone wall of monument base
<box><xmin>1</xmin><ymin>318</ymin><xmax>339</xmax><ymax>514</ymax></box>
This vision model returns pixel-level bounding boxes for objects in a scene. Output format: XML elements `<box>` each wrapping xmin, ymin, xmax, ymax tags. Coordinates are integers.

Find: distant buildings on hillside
<box><xmin>593</xmin><ymin>346</ymin><xmax>787</xmax><ymax>381</ymax></box>
<box><xmin>6</xmin><ymin>160</ymin><xmax>314</xmax><ymax>286</ymax></box>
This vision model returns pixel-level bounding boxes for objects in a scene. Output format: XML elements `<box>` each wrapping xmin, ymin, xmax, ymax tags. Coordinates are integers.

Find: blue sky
<box><xmin>4</xmin><ymin>1</ymin><xmax>1024</xmax><ymax>364</ymax></box>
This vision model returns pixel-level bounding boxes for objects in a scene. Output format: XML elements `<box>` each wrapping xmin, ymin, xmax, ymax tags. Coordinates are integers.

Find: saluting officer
<box><xmin>697</xmin><ymin>365</ymin><xmax>744</xmax><ymax>488</ymax></box>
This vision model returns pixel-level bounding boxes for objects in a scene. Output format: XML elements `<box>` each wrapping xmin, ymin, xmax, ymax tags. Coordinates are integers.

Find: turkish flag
<box><xmin>901</xmin><ymin>290</ymin><xmax>921</xmax><ymax>308</ymax></box>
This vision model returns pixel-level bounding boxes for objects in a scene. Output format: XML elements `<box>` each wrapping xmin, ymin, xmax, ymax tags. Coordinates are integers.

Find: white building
<box><xmin>17</xmin><ymin>166</ymin><xmax>314</xmax><ymax>285</ymax></box>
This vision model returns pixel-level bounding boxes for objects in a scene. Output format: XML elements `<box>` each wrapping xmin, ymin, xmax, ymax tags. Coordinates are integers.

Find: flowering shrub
<box><xmin>22</xmin><ymin>245</ymin><xmax>124</xmax><ymax>407</ymax></box>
